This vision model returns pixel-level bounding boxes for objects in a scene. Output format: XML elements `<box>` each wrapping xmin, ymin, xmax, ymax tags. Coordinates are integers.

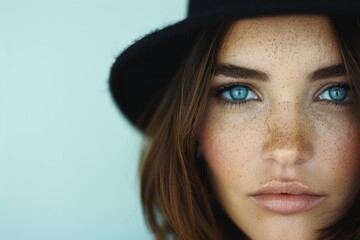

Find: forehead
<box><xmin>219</xmin><ymin>15</ymin><xmax>341</xmax><ymax>68</ymax></box>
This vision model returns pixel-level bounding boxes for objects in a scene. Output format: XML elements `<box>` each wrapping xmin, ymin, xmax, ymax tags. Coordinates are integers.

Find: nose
<box><xmin>262</xmin><ymin>101</ymin><xmax>314</xmax><ymax>166</ymax></box>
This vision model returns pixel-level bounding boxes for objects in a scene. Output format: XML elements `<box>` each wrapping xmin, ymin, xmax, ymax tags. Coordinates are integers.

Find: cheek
<box><xmin>198</xmin><ymin>111</ymin><xmax>262</xmax><ymax>192</ymax></box>
<box><xmin>199</xmin><ymin>104</ymin><xmax>261</xmax><ymax>161</ymax></box>
<box><xmin>319</xmin><ymin>124</ymin><xmax>360</xmax><ymax>195</ymax></box>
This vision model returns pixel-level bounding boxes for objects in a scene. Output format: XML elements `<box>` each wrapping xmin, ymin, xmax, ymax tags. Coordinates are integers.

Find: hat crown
<box><xmin>188</xmin><ymin>0</ymin><xmax>243</xmax><ymax>16</ymax></box>
<box><xmin>187</xmin><ymin>0</ymin><xmax>359</xmax><ymax>17</ymax></box>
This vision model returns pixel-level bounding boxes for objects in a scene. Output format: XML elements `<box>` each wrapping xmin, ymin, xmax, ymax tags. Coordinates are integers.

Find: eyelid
<box><xmin>213</xmin><ymin>82</ymin><xmax>258</xmax><ymax>95</ymax></box>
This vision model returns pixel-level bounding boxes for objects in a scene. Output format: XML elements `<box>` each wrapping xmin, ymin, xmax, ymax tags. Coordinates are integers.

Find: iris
<box><xmin>329</xmin><ymin>86</ymin><xmax>347</xmax><ymax>101</ymax></box>
<box><xmin>230</xmin><ymin>86</ymin><xmax>248</xmax><ymax>100</ymax></box>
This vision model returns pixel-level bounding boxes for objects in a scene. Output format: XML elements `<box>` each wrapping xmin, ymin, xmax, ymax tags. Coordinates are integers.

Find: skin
<box><xmin>199</xmin><ymin>15</ymin><xmax>360</xmax><ymax>239</ymax></box>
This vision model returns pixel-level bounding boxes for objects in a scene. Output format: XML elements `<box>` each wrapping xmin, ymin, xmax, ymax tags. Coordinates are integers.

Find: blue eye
<box><xmin>318</xmin><ymin>84</ymin><xmax>352</xmax><ymax>103</ymax></box>
<box><xmin>219</xmin><ymin>85</ymin><xmax>258</xmax><ymax>102</ymax></box>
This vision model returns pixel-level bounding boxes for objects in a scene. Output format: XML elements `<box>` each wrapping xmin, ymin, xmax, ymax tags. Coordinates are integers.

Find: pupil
<box><xmin>330</xmin><ymin>87</ymin><xmax>346</xmax><ymax>101</ymax></box>
<box><xmin>230</xmin><ymin>86</ymin><xmax>248</xmax><ymax>100</ymax></box>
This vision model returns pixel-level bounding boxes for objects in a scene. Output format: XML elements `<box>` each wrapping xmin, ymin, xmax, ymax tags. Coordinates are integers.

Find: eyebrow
<box><xmin>214</xmin><ymin>64</ymin><xmax>269</xmax><ymax>81</ymax></box>
<box><xmin>309</xmin><ymin>64</ymin><xmax>346</xmax><ymax>82</ymax></box>
<box><xmin>214</xmin><ymin>63</ymin><xmax>346</xmax><ymax>82</ymax></box>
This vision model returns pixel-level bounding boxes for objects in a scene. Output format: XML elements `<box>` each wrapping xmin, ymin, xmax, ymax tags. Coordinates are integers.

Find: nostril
<box><xmin>263</xmin><ymin>147</ymin><xmax>312</xmax><ymax>166</ymax></box>
<box><xmin>294</xmin><ymin>157</ymin><xmax>308</xmax><ymax>165</ymax></box>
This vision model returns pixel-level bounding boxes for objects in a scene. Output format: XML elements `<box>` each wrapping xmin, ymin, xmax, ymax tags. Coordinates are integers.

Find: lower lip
<box><xmin>251</xmin><ymin>194</ymin><xmax>324</xmax><ymax>214</ymax></box>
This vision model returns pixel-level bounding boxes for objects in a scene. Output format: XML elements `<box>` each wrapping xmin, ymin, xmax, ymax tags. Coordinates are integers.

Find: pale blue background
<box><xmin>0</xmin><ymin>1</ymin><xmax>186</xmax><ymax>239</ymax></box>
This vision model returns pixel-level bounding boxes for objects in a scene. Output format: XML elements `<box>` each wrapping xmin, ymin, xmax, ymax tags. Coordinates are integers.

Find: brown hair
<box><xmin>139</xmin><ymin>17</ymin><xmax>360</xmax><ymax>240</ymax></box>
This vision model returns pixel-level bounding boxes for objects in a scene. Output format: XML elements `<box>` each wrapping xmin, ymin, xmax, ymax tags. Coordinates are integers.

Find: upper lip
<box><xmin>249</xmin><ymin>180</ymin><xmax>322</xmax><ymax>196</ymax></box>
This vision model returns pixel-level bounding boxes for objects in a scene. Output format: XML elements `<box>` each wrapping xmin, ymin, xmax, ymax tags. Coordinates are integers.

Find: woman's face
<box><xmin>199</xmin><ymin>15</ymin><xmax>360</xmax><ymax>239</ymax></box>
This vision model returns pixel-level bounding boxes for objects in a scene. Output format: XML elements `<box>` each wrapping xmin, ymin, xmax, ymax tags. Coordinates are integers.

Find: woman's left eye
<box><xmin>318</xmin><ymin>84</ymin><xmax>352</xmax><ymax>103</ymax></box>
<box><xmin>217</xmin><ymin>85</ymin><xmax>258</xmax><ymax>103</ymax></box>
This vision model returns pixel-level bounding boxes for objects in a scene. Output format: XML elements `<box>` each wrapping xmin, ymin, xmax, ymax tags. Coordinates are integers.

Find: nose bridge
<box><xmin>262</xmin><ymin>100</ymin><xmax>314</xmax><ymax>165</ymax></box>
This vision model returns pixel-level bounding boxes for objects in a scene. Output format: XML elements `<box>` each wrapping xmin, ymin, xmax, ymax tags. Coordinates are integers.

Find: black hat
<box><xmin>109</xmin><ymin>0</ymin><xmax>360</xmax><ymax>131</ymax></box>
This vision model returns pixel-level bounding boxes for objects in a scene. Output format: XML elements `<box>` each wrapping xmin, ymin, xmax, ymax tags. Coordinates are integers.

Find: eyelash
<box><xmin>212</xmin><ymin>82</ymin><xmax>353</xmax><ymax>109</ymax></box>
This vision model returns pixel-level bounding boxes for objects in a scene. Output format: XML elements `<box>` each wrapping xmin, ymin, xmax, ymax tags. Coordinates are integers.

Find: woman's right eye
<box><xmin>216</xmin><ymin>84</ymin><xmax>258</xmax><ymax>104</ymax></box>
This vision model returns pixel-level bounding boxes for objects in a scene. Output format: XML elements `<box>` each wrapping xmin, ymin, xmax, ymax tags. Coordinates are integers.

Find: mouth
<box><xmin>249</xmin><ymin>180</ymin><xmax>325</xmax><ymax>214</ymax></box>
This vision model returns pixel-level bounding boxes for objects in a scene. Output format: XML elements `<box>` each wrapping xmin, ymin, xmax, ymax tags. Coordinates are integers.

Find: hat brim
<box><xmin>110</xmin><ymin>1</ymin><xmax>360</xmax><ymax>131</ymax></box>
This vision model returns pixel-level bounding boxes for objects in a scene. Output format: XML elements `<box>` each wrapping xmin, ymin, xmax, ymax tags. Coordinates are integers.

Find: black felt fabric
<box><xmin>109</xmin><ymin>0</ymin><xmax>360</xmax><ymax>131</ymax></box>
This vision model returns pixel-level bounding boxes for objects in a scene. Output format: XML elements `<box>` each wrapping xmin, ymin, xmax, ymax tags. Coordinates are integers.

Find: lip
<box><xmin>249</xmin><ymin>180</ymin><xmax>325</xmax><ymax>214</ymax></box>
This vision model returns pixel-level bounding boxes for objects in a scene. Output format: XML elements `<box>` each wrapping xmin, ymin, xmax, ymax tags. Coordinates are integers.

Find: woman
<box><xmin>110</xmin><ymin>1</ymin><xmax>360</xmax><ymax>239</ymax></box>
